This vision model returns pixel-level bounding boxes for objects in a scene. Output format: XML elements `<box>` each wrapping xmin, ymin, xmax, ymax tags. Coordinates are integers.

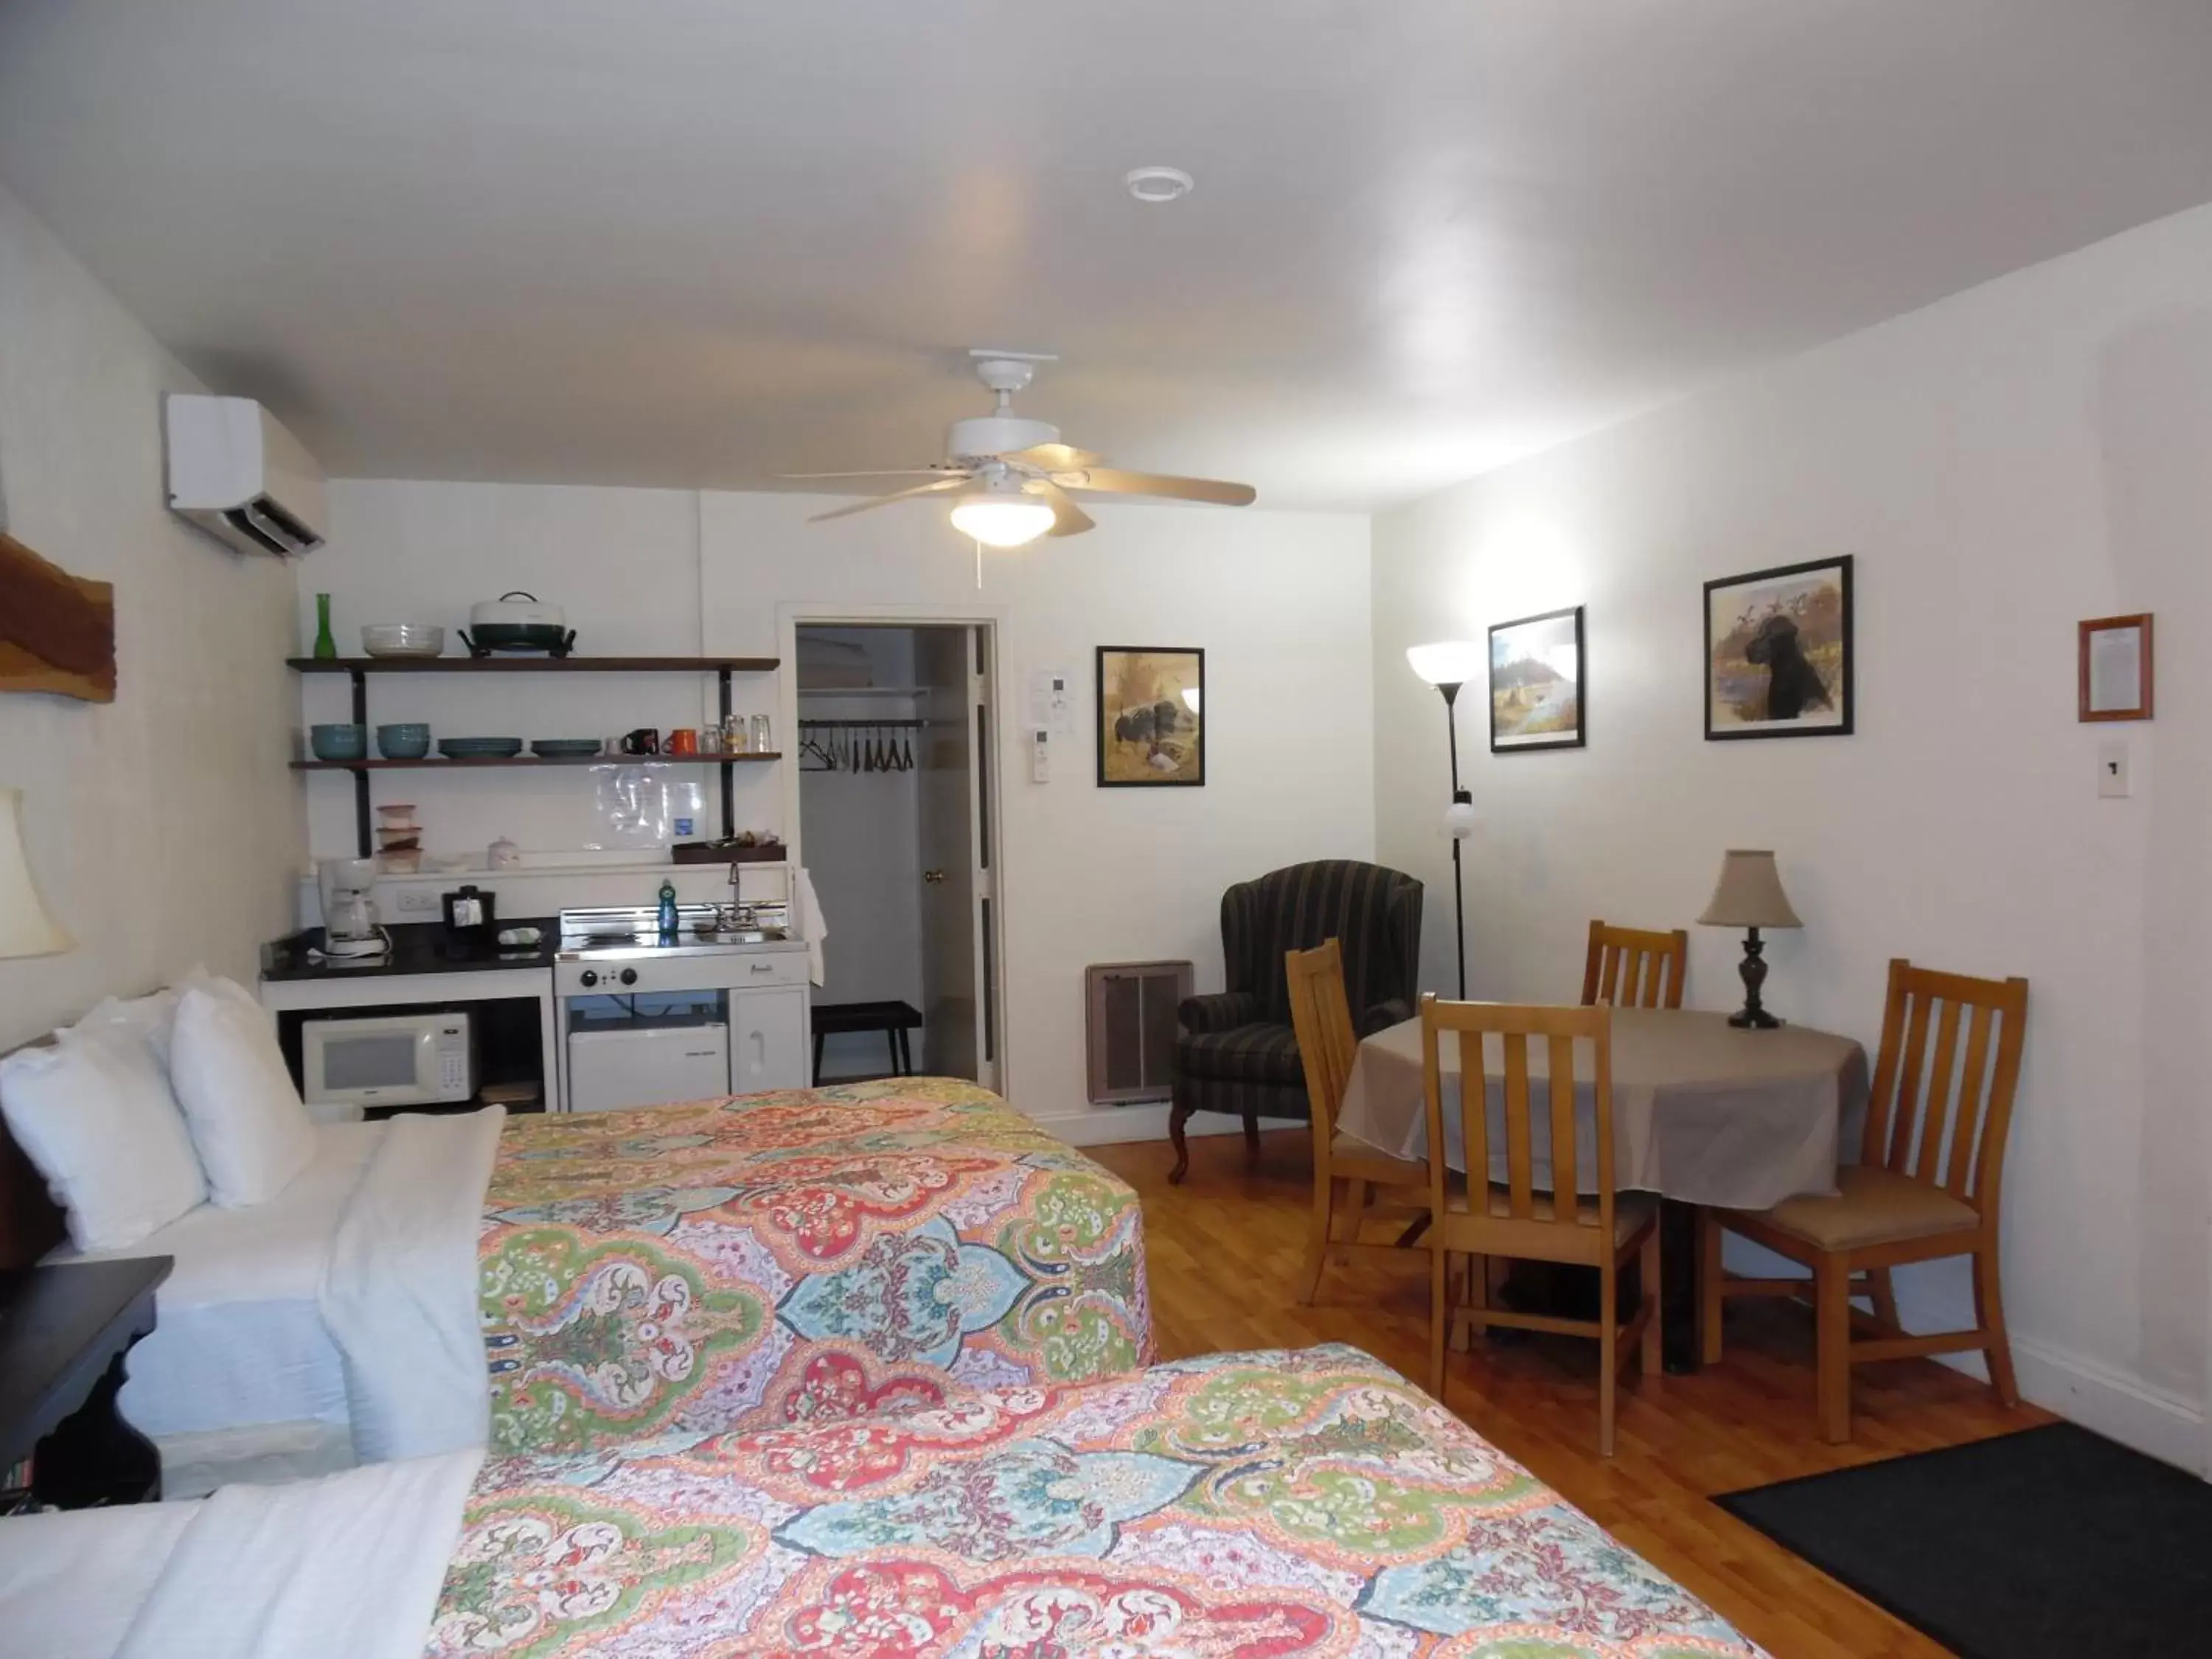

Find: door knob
<box><xmin>923</xmin><ymin>869</ymin><xmax>947</xmax><ymax>884</ymax></box>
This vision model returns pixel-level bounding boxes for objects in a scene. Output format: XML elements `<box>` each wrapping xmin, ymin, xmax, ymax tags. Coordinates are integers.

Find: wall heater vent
<box><xmin>1084</xmin><ymin>959</ymin><xmax>1193</xmax><ymax>1105</ymax></box>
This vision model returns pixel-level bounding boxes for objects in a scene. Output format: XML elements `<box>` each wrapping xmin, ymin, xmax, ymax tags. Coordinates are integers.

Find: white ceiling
<box><xmin>7</xmin><ymin>1</ymin><xmax>2212</xmax><ymax>511</ymax></box>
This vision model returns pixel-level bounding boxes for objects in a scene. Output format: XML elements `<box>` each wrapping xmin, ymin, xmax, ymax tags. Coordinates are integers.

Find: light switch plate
<box><xmin>2097</xmin><ymin>740</ymin><xmax>2130</xmax><ymax>798</ymax></box>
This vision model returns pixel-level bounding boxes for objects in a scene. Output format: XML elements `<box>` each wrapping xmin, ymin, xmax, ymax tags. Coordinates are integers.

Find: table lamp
<box><xmin>1697</xmin><ymin>849</ymin><xmax>1799</xmax><ymax>1029</ymax></box>
<box><xmin>0</xmin><ymin>787</ymin><xmax>72</xmax><ymax>961</ymax></box>
<box><xmin>1407</xmin><ymin>641</ymin><xmax>1485</xmax><ymax>998</ymax></box>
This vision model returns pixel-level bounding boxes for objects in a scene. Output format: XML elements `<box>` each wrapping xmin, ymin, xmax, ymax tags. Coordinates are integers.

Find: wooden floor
<box><xmin>1088</xmin><ymin>1127</ymin><xmax>2051</xmax><ymax>1659</ymax></box>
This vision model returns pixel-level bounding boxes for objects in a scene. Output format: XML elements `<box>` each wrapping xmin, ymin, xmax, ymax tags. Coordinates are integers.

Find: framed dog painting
<box><xmin>1703</xmin><ymin>555</ymin><xmax>1854</xmax><ymax>740</ymax></box>
<box><xmin>1096</xmin><ymin>646</ymin><xmax>1205</xmax><ymax>785</ymax></box>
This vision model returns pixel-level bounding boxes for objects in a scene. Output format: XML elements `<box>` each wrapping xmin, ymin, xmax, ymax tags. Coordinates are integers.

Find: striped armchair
<box><xmin>1169</xmin><ymin>860</ymin><xmax>1425</xmax><ymax>1183</ymax></box>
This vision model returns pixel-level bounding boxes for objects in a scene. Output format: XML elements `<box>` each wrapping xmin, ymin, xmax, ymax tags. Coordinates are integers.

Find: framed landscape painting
<box><xmin>1489</xmin><ymin>605</ymin><xmax>1584</xmax><ymax>752</ymax></box>
<box><xmin>1704</xmin><ymin>555</ymin><xmax>1854</xmax><ymax>740</ymax></box>
<box><xmin>1096</xmin><ymin>646</ymin><xmax>1204</xmax><ymax>786</ymax></box>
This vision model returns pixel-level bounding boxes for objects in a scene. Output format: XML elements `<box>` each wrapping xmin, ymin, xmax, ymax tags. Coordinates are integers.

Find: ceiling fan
<box><xmin>784</xmin><ymin>349</ymin><xmax>1256</xmax><ymax>548</ymax></box>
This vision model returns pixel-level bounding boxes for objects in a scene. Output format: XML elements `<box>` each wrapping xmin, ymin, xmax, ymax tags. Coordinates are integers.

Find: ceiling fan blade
<box><xmin>1055</xmin><ymin>467</ymin><xmax>1256</xmax><ymax>507</ymax></box>
<box><xmin>1024</xmin><ymin>479</ymin><xmax>1096</xmax><ymax>538</ymax></box>
<box><xmin>807</xmin><ymin>475</ymin><xmax>970</xmax><ymax>523</ymax></box>
<box><xmin>779</xmin><ymin>468</ymin><xmax>955</xmax><ymax>479</ymax></box>
<box><xmin>1004</xmin><ymin>442</ymin><xmax>1103</xmax><ymax>472</ymax></box>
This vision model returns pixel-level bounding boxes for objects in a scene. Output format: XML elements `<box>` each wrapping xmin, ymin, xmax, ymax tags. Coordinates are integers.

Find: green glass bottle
<box><xmin>312</xmin><ymin>592</ymin><xmax>338</xmax><ymax>659</ymax></box>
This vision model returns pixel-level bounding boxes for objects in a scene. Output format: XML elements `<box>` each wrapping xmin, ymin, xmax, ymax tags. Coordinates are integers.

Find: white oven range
<box><xmin>553</xmin><ymin>903</ymin><xmax>812</xmax><ymax>1112</ymax></box>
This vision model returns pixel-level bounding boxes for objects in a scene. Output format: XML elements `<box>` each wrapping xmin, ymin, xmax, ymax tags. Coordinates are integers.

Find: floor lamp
<box><xmin>1407</xmin><ymin>642</ymin><xmax>1484</xmax><ymax>999</ymax></box>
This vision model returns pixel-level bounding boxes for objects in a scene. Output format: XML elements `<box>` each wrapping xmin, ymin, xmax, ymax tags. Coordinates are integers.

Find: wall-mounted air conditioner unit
<box><xmin>1084</xmin><ymin>959</ymin><xmax>1194</xmax><ymax>1105</ymax></box>
<box><xmin>164</xmin><ymin>394</ymin><xmax>327</xmax><ymax>556</ymax></box>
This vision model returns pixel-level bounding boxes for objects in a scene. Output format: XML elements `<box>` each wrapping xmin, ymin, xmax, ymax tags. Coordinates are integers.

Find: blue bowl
<box><xmin>376</xmin><ymin>723</ymin><xmax>433</xmax><ymax>759</ymax></box>
<box><xmin>309</xmin><ymin>723</ymin><xmax>367</xmax><ymax>762</ymax></box>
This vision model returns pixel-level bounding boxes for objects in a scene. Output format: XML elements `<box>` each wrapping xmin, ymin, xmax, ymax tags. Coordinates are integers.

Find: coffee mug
<box><xmin>620</xmin><ymin>728</ymin><xmax>660</xmax><ymax>756</ymax></box>
<box><xmin>667</xmin><ymin>727</ymin><xmax>698</xmax><ymax>755</ymax></box>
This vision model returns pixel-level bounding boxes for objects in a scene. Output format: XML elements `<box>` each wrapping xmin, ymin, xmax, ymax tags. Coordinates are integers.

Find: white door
<box><xmin>732</xmin><ymin>986</ymin><xmax>810</xmax><ymax>1093</ymax></box>
<box><xmin>567</xmin><ymin>1025</ymin><xmax>731</xmax><ymax>1112</ymax></box>
<box><xmin>914</xmin><ymin>627</ymin><xmax>994</xmax><ymax>1086</ymax></box>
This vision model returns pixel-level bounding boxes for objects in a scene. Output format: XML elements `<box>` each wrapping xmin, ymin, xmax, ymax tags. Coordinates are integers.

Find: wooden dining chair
<box><xmin>1699</xmin><ymin>959</ymin><xmax>2030</xmax><ymax>1442</ymax></box>
<box><xmin>1421</xmin><ymin>994</ymin><xmax>1660</xmax><ymax>1455</ymax></box>
<box><xmin>1287</xmin><ymin>940</ymin><xmax>1430</xmax><ymax>1305</ymax></box>
<box><xmin>1580</xmin><ymin>920</ymin><xmax>1690</xmax><ymax>1009</ymax></box>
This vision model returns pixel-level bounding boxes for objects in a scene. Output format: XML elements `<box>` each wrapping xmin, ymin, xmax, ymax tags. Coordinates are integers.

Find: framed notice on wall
<box><xmin>2079</xmin><ymin>613</ymin><xmax>2153</xmax><ymax>722</ymax></box>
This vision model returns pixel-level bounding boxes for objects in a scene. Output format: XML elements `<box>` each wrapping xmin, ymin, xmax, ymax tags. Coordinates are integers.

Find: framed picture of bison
<box><xmin>1096</xmin><ymin>646</ymin><xmax>1205</xmax><ymax>786</ymax></box>
<box><xmin>1489</xmin><ymin>605</ymin><xmax>1585</xmax><ymax>752</ymax></box>
<box><xmin>1703</xmin><ymin>555</ymin><xmax>1854</xmax><ymax>740</ymax></box>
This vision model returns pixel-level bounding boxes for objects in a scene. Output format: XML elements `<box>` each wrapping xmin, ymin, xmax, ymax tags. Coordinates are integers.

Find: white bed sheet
<box><xmin>52</xmin><ymin>1121</ymin><xmax>387</xmax><ymax>1471</ymax></box>
<box><xmin>0</xmin><ymin>1450</ymin><xmax>481</xmax><ymax>1659</ymax></box>
<box><xmin>0</xmin><ymin>1500</ymin><xmax>195</xmax><ymax>1659</ymax></box>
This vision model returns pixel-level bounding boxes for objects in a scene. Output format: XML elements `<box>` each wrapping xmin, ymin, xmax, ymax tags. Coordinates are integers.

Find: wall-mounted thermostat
<box><xmin>1031</xmin><ymin>727</ymin><xmax>1051</xmax><ymax>782</ymax></box>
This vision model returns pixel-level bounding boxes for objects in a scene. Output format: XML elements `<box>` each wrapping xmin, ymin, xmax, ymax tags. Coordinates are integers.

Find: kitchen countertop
<box><xmin>260</xmin><ymin>917</ymin><xmax>560</xmax><ymax>983</ymax></box>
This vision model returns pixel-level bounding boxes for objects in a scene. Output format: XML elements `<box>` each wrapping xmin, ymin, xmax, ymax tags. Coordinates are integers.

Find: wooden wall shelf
<box><xmin>294</xmin><ymin>754</ymin><xmax>782</xmax><ymax>771</ymax></box>
<box><xmin>291</xmin><ymin>654</ymin><xmax>781</xmax><ymax>853</ymax></box>
<box><xmin>288</xmin><ymin>655</ymin><xmax>779</xmax><ymax>674</ymax></box>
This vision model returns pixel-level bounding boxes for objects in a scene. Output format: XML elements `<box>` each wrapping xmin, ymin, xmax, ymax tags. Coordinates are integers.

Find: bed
<box><xmin>28</xmin><ymin>1078</ymin><xmax>1152</xmax><ymax>1484</ymax></box>
<box><xmin>0</xmin><ymin>1343</ymin><xmax>1766</xmax><ymax>1658</ymax></box>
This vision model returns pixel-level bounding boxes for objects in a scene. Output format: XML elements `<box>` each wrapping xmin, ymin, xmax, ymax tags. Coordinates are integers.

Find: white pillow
<box><xmin>71</xmin><ymin>987</ymin><xmax>184</xmax><ymax>1068</ymax></box>
<box><xmin>0</xmin><ymin>1026</ymin><xmax>209</xmax><ymax>1251</ymax></box>
<box><xmin>169</xmin><ymin>983</ymin><xmax>317</xmax><ymax>1208</ymax></box>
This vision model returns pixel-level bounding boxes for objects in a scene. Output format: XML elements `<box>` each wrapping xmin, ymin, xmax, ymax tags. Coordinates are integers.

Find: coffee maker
<box><xmin>316</xmin><ymin>857</ymin><xmax>389</xmax><ymax>961</ymax></box>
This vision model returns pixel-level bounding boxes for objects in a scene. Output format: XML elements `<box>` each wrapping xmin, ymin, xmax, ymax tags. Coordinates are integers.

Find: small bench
<box><xmin>810</xmin><ymin>999</ymin><xmax>925</xmax><ymax>1084</ymax></box>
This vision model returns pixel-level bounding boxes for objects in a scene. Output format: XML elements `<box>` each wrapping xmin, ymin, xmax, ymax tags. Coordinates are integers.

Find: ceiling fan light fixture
<box><xmin>949</xmin><ymin>485</ymin><xmax>1055</xmax><ymax>549</ymax></box>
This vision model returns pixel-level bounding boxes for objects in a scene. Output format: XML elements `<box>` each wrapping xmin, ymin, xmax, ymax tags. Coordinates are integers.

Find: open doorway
<box><xmin>794</xmin><ymin>622</ymin><xmax>1001</xmax><ymax>1091</ymax></box>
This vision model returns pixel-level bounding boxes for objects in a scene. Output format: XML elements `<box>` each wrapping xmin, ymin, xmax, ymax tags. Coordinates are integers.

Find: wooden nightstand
<box><xmin>0</xmin><ymin>1255</ymin><xmax>172</xmax><ymax>1509</ymax></box>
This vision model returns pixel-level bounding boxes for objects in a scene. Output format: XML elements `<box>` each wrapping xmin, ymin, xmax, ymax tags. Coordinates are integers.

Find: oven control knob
<box><xmin>578</xmin><ymin>969</ymin><xmax>599</xmax><ymax>987</ymax></box>
<box><xmin>619</xmin><ymin>967</ymin><xmax>639</xmax><ymax>987</ymax></box>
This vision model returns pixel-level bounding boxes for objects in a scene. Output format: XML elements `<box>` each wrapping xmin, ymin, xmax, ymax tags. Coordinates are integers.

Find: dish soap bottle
<box><xmin>657</xmin><ymin>877</ymin><xmax>679</xmax><ymax>941</ymax></box>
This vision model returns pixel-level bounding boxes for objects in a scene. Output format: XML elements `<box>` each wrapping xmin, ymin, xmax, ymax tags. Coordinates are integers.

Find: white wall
<box><xmin>1372</xmin><ymin>201</ymin><xmax>2212</xmax><ymax>1469</ymax></box>
<box><xmin>307</xmin><ymin>481</ymin><xmax>1377</xmax><ymax>1135</ymax></box>
<box><xmin>0</xmin><ymin>181</ymin><xmax>302</xmax><ymax>1046</ymax></box>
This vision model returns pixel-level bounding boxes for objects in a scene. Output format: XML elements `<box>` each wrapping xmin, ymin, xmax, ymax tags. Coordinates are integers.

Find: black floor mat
<box><xmin>1714</xmin><ymin>1422</ymin><xmax>2212</xmax><ymax>1658</ymax></box>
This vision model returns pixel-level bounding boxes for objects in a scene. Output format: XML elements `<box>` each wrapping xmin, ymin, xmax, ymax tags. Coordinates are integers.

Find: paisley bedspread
<box><xmin>477</xmin><ymin>1078</ymin><xmax>1152</xmax><ymax>1455</ymax></box>
<box><xmin>425</xmin><ymin>1342</ymin><xmax>1766</xmax><ymax>1658</ymax></box>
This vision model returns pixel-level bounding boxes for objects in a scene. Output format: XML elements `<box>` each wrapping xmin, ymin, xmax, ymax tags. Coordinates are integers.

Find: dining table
<box><xmin>1336</xmin><ymin>1005</ymin><xmax>1870</xmax><ymax>1369</ymax></box>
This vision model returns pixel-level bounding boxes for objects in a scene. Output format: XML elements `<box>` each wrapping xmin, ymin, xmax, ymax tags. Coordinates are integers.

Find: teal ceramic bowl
<box><xmin>376</xmin><ymin>723</ymin><xmax>433</xmax><ymax>759</ymax></box>
<box><xmin>310</xmin><ymin>723</ymin><xmax>367</xmax><ymax>762</ymax></box>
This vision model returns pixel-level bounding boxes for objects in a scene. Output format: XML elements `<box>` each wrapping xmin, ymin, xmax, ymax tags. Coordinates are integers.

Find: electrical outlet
<box><xmin>2096</xmin><ymin>740</ymin><xmax>2130</xmax><ymax>799</ymax></box>
<box><xmin>394</xmin><ymin>888</ymin><xmax>440</xmax><ymax>914</ymax></box>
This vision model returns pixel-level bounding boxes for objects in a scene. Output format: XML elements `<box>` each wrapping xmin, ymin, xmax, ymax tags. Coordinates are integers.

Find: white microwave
<box><xmin>301</xmin><ymin>1011</ymin><xmax>476</xmax><ymax>1108</ymax></box>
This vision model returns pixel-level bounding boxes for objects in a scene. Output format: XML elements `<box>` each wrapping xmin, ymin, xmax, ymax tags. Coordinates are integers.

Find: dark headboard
<box><xmin>0</xmin><ymin>1036</ymin><xmax>68</xmax><ymax>1267</ymax></box>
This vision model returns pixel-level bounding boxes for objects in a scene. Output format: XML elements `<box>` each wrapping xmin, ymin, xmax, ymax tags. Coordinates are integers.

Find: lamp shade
<box><xmin>1406</xmin><ymin>640</ymin><xmax>1484</xmax><ymax>688</ymax></box>
<box><xmin>0</xmin><ymin>787</ymin><xmax>72</xmax><ymax>959</ymax></box>
<box><xmin>1697</xmin><ymin>849</ymin><xmax>1801</xmax><ymax>930</ymax></box>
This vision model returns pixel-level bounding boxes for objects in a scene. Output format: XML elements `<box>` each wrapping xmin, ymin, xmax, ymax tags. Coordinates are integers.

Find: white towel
<box><xmin>794</xmin><ymin>864</ymin><xmax>828</xmax><ymax>987</ymax></box>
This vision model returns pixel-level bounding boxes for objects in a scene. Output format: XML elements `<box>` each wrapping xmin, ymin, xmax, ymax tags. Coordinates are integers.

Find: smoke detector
<box><xmin>1125</xmin><ymin>166</ymin><xmax>1195</xmax><ymax>204</ymax></box>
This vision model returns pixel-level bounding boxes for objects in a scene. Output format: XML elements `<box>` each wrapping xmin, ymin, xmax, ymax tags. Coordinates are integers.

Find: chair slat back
<box><xmin>1421</xmin><ymin>995</ymin><xmax>1614</xmax><ymax>1237</ymax></box>
<box><xmin>1285</xmin><ymin>939</ymin><xmax>1358</xmax><ymax>1141</ymax></box>
<box><xmin>1860</xmin><ymin>959</ymin><xmax>2029</xmax><ymax>1215</ymax></box>
<box><xmin>1581</xmin><ymin>921</ymin><xmax>1689</xmax><ymax>1010</ymax></box>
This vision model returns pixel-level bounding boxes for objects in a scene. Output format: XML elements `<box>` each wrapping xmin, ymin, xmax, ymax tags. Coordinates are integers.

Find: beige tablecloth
<box><xmin>1337</xmin><ymin>1007</ymin><xmax>1869</xmax><ymax>1210</ymax></box>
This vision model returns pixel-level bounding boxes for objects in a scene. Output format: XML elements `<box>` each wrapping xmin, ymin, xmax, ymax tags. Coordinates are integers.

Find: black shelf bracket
<box><xmin>349</xmin><ymin>667</ymin><xmax>371</xmax><ymax>858</ymax></box>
